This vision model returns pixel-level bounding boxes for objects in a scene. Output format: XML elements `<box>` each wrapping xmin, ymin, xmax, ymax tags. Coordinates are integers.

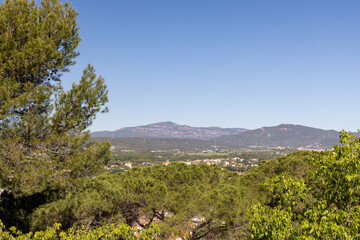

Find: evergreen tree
<box><xmin>0</xmin><ymin>0</ymin><xmax>110</xmax><ymax>230</ymax></box>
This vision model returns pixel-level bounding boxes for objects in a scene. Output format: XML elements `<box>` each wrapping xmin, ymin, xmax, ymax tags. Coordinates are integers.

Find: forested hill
<box><xmin>91</xmin><ymin>121</ymin><xmax>247</xmax><ymax>140</ymax></box>
<box><xmin>215</xmin><ymin>124</ymin><xmax>339</xmax><ymax>149</ymax></box>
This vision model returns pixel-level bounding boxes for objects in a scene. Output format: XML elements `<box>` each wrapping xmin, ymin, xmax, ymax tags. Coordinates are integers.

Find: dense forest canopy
<box><xmin>0</xmin><ymin>149</ymin><xmax>320</xmax><ymax>239</ymax></box>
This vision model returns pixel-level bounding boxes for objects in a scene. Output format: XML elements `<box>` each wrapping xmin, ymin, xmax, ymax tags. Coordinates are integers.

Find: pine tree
<box><xmin>0</xmin><ymin>0</ymin><xmax>110</xmax><ymax>225</ymax></box>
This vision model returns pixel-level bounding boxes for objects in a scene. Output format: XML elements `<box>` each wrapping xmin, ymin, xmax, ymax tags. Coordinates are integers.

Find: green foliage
<box><xmin>28</xmin><ymin>163</ymin><xmax>255</xmax><ymax>239</ymax></box>
<box><xmin>0</xmin><ymin>0</ymin><xmax>79</xmax><ymax>89</ymax></box>
<box><xmin>248</xmin><ymin>204</ymin><xmax>293</xmax><ymax>240</ymax></box>
<box><xmin>248</xmin><ymin>131</ymin><xmax>360</xmax><ymax>239</ymax></box>
<box><xmin>29</xmin><ymin>173</ymin><xmax>126</xmax><ymax>231</ymax></box>
<box><xmin>28</xmin><ymin>151</ymin><xmax>315</xmax><ymax>239</ymax></box>
<box><xmin>0</xmin><ymin>219</ymin><xmax>159</xmax><ymax>239</ymax></box>
<box><xmin>311</xmin><ymin>131</ymin><xmax>360</xmax><ymax>209</ymax></box>
<box><xmin>0</xmin><ymin>0</ymin><xmax>110</xmax><ymax>232</ymax></box>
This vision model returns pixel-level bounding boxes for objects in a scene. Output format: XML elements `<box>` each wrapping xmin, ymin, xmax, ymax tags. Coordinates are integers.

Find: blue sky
<box><xmin>60</xmin><ymin>0</ymin><xmax>360</xmax><ymax>132</ymax></box>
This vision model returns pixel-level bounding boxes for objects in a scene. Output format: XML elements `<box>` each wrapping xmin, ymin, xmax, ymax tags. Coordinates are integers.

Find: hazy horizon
<box><xmin>91</xmin><ymin>121</ymin><xmax>343</xmax><ymax>133</ymax></box>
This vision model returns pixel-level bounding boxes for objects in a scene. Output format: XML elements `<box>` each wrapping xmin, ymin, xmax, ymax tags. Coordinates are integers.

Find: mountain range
<box><xmin>91</xmin><ymin>121</ymin><xmax>247</xmax><ymax>140</ymax></box>
<box><xmin>92</xmin><ymin>122</ymin><xmax>341</xmax><ymax>150</ymax></box>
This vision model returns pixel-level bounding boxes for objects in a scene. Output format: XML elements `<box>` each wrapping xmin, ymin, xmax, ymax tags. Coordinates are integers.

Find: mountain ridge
<box><xmin>215</xmin><ymin>124</ymin><xmax>339</xmax><ymax>149</ymax></box>
<box><xmin>91</xmin><ymin>121</ymin><xmax>247</xmax><ymax>140</ymax></box>
<box><xmin>92</xmin><ymin>122</ymin><xmax>341</xmax><ymax>150</ymax></box>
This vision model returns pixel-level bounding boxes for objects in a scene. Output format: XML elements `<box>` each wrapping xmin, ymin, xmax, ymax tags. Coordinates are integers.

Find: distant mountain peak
<box><xmin>151</xmin><ymin>121</ymin><xmax>180</xmax><ymax>126</ymax></box>
<box><xmin>159</xmin><ymin>121</ymin><xmax>177</xmax><ymax>124</ymax></box>
<box><xmin>116</xmin><ymin>121</ymin><xmax>178</xmax><ymax>130</ymax></box>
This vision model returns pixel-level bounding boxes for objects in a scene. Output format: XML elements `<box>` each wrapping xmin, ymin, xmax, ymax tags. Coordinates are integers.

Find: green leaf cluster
<box><xmin>248</xmin><ymin>131</ymin><xmax>360</xmax><ymax>239</ymax></box>
<box><xmin>0</xmin><ymin>219</ymin><xmax>159</xmax><ymax>239</ymax></box>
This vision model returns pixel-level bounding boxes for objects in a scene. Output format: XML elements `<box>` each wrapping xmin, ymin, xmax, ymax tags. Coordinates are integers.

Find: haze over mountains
<box><xmin>92</xmin><ymin>122</ymin><xmax>341</xmax><ymax>150</ymax></box>
<box><xmin>91</xmin><ymin>121</ymin><xmax>247</xmax><ymax>140</ymax></box>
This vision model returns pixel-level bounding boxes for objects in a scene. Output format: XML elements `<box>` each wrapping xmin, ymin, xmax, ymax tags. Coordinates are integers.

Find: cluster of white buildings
<box><xmin>162</xmin><ymin>157</ymin><xmax>259</xmax><ymax>170</ymax></box>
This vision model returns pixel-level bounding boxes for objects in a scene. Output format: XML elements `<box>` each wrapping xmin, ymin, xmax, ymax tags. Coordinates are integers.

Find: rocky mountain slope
<box><xmin>91</xmin><ymin>121</ymin><xmax>247</xmax><ymax>140</ymax></box>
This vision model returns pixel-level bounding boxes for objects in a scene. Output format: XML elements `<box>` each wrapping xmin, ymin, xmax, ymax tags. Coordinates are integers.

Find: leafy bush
<box><xmin>0</xmin><ymin>220</ymin><xmax>159</xmax><ymax>240</ymax></box>
<box><xmin>248</xmin><ymin>131</ymin><xmax>360</xmax><ymax>239</ymax></box>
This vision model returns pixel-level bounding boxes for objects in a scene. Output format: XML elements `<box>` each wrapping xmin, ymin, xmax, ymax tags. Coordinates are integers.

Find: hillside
<box><xmin>91</xmin><ymin>121</ymin><xmax>247</xmax><ymax>140</ymax></box>
<box><xmin>93</xmin><ymin>123</ymin><xmax>341</xmax><ymax>151</ymax></box>
<box><xmin>215</xmin><ymin>124</ymin><xmax>339</xmax><ymax>149</ymax></box>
